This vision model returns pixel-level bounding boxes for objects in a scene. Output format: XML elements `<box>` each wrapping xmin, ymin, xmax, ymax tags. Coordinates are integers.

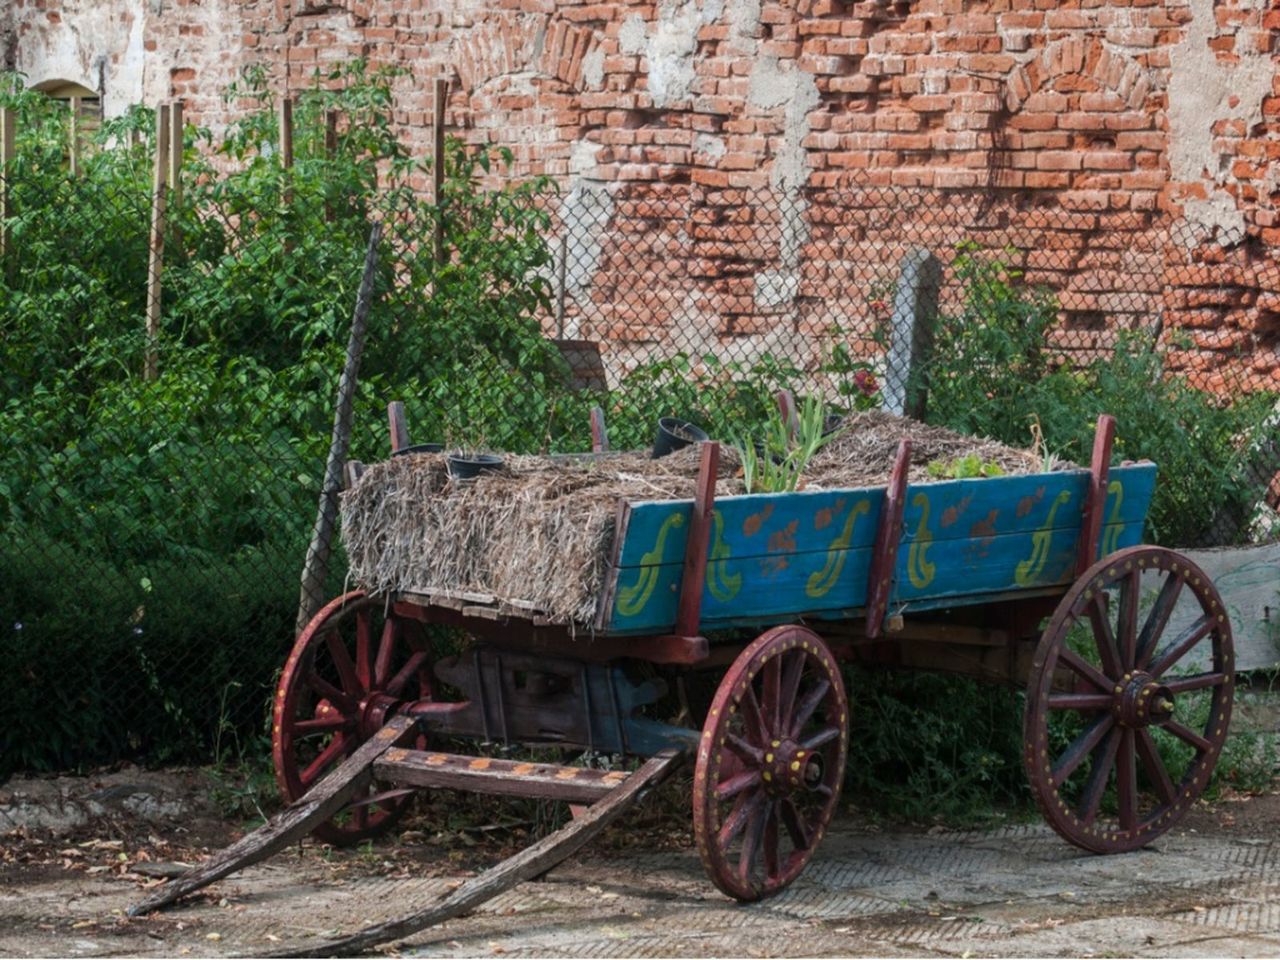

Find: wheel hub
<box><xmin>1112</xmin><ymin>671</ymin><xmax>1175</xmax><ymax>728</ymax></box>
<box><xmin>359</xmin><ymin>693</ymin><xmax>403</xmax><ymax>738</ymax></box>
<box><xmin>761</xmin><ymin>739</ymin><xmax>823</xmax><ymax>796</ymax></box>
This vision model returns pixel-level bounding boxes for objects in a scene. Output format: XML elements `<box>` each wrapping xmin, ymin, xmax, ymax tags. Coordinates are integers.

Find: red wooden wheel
<box><xmin>273</xmin><ymin>591</ymin><xmax>434</xmax><ymax>845</ymax></box>
<box><xmin>1024</xmin><ymin>546</ymin><xmax>1234</xmax><ymax>853</ymax></box>
<box><xmin>693</xmin><ymin>625</ymin><xmax>849</xmax><ymax>901</ymax></box>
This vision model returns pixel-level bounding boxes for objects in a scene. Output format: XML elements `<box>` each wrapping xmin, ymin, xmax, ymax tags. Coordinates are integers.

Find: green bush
<box><xmin>925</xmin><ymin>246</ymin><xmax>1271</xmax><ymax>547</ymax></box>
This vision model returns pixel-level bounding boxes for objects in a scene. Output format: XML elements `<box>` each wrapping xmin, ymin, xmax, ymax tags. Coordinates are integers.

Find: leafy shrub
<box><xmin>925</xmin><ymin>246</ymin><xmax>1271</xmax><ymax>547</ymax></box>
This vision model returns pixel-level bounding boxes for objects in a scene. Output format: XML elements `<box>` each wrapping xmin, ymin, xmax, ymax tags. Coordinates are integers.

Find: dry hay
<box><xmin>340</xmin><ymin>412</ymin><xmax>1054</xmax><ymax>626</ymax></box>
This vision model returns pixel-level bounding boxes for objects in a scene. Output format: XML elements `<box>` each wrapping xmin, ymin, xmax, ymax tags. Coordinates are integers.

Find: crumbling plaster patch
<box><xmin>12</xmin><ymin>0</ymin><xmax>148</xmax><ymax>115</ymax></box>
<box><xmin>645</xmin><ymin>0</ymin><xmax>702</xmax><ymax>107</ymax></box>
<box><xmin>1167</xmin><ymin>0</ymin><xmax>1273</xmax><ymax>239</ymax></box>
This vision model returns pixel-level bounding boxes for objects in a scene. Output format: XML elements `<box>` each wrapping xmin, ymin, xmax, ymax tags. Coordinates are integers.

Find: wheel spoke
<box><xmin>716</xmin><ymin>768</ymin><xmax>762</xmax><ymax>802</ymax></box>
<box><xmin>740</xmin><ymin>683</ymin><xmax>771</xmax><ymax>745</ymax></box>
<box><xmin>373</xmin><ymin>619</ymin><xmax>398</xmax><ymax>690</ymax></box>
<box><xmin>385</xmin><ymin>651</ymin><xmax>429</xmax><ymax>697</ymax></box>
<box><xmin>1136</xmin><ymin>574</ymin><xmax>1183</xmax><ymax>670</ymax></box>
<box><xmin>762</xmin><ymin>801</ymin><xmax>780</xmax><ymax>881</ymax></box>
<box><xmin>1135</xmin><ymin>729</ymin><xmax>1177</xmax><ymax>806</ymax></box>
<box><xmin>306</xmin><ymin>671</ymin><xmax>355</xmax><ymax>712</ymax></box>
<box><xmin>293</xmin><ymin>715</ymin><xmax>349</xmax><ymax>735</ymax></box>
<box><xmin>1057</xmin><ymin>646</ymin><xmax>1112</xmax><ymax>692</ymax></box>
<box><xmin>763</xmin><ymin>653</ymin><xmax>782</xmax><ymax>736</ymax></box>
<box><xmin>325</xmin><ymin>629</ymin><xmax>363</xmax><ymax>696</ymax></box>
<box><xmin>1052</xmin><ymin>713</ymin><xmax>1115</xmax><ymax>787</ymax></box>
<box><xmin>1085</xmin><ymin>592</ymin><xmax>1123</xmax><ymax>680</ymax></box>
<box><xmin>718</xmin><ymin>790</ymin><xmax>761</xmax><ymax>848</ymax></box>
<box><xmin>1117</xmin><ymin>570</ymin><xmax>1140</xmax><ymax>671</ymax></box>
<box><xmin>300</xmin><ymin>736</ymin><xmax>346</xmax><ymax>786</ymax></box>
<box><xmin>801</xmin><ymin>724</ymin><xmax>841</xmax><ymax>752</ymax></box>
<box><xmin>1149</xmin><ymin>615</ymin><xmax>1214</xmax><ymax>678</ymax></box>
<box><xmin>355</xmin><ymin>610</ymin><xmax>374</xmax><ymax>692</ymax></box>
<box><xmin>724</xmin><ymin>732</ymin><xmax>763</xmax><ymax>765</ymax></box>
<box><xmin>1116</xmin><ymin>728</ymin><xmax>1138</xmax><ymax>832</ymax></box>
<box><xmin>780</xmin><ymin>798</ymin><xmax>811</xmax><ymax>851</ymax></box>
<box><xmin>1047</xmin><ymin>693</ymin><xmax>1113</xmax><ymax>711</ymax></box>
<box><xmin>1164</xmin><ymin>672</ymin><xmax>1228</xmax><ymax>694</ymax></box>
<box><xmin>778</xmin><ymin>651</ymin><xmax>805</xmax><ymax>725</ymax></box>
<box><xmin>1076</xmin><ymin>727</ymin><xmax>1121</xmax><ymax>827</ymax></box>
<box><xmin>737</xmin><ymin>798</ymin><xmax>768</xmax><ymax>886</ymax></box>
<box><xmin>789</xmin><ymin>679</ymin><xmax>832</xmax><ymax>738</ymax></box>
<box><xmin>1160</xmin><ymin>719</ymin><xmax>1212</xmax><ymax>754</ymax></box>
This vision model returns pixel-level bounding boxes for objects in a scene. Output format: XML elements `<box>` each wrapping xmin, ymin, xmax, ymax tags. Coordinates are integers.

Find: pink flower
<box><xmin>869</xmin><ymin>298</ymin><xmax>889</xmax><ymax>315</ymax></box>
<box><xmin>853</xmin><ymin>369</ymin><xmax>878</xmax><ymax>396</ymax></box>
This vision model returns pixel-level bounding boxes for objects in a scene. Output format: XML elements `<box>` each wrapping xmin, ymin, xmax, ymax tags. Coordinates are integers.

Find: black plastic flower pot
<box><xmin>392</xmin><ymin>442</ymin><xmax>444</xmax><ymax>457</ymax></box>
<box><xmin>652</xmin><ymin>417</ymin><xmax>710</xmax><ymax>458</ymax></box>
<box><xmin>447</xmin><ymin>453</ymin><xmax>504</xmax><ymax>480</ymax></box>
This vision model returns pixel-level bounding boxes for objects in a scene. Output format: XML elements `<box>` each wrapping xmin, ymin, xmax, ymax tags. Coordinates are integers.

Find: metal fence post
<box><xmin>881</xmin><ymin>246</ymin><xmax>942</xmax><ymax>420</ymax></box>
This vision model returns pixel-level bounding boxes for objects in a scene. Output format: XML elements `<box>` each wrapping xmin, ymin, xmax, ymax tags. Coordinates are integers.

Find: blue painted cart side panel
<box><xmin>602</xmin><ymin>463</ymin><xmax>1157</xmax><ymax>635</ymax></box>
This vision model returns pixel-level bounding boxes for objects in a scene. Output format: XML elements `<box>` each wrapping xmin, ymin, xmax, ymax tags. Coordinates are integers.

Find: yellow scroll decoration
<box><xmin>1099</xmin><ymin>480</ymin><xmax>1124</xmax><ymax>557</ymax></box>
<box><xmin>1014</xmin><ymin>489</ymin><xmax>1072</xmax><ymax>586</ymax></box>
<box><xmin>806</xmin><ymin>499</ymin><xmax>871</xmax><ymax>598</ymax></box>
<box><xmin>706</xmin><ymin>509</ymin><xmax>742</xmax><ymax>601</ymax></box>
<box><xmin>616</xmin><ymin>513</ymin><xmax>685</xmax><ymax>616</ymax></box>
<box><xmin>906</xmin><ymin>492</ymin><xmax>936</xmax><ymax>590</ymax></box>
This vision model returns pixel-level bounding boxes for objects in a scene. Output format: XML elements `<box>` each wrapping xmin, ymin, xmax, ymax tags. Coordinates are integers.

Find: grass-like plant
<box><xmin>737</xmin><ymin>394</ymin><xmax>838</xmax><ymax>494</ymax></box>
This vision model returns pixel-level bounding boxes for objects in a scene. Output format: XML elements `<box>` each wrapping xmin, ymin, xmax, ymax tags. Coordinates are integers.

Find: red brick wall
<box><xmin>13</xmin><ymin>0</ymin><xmax>1280</xmax><ymax>389</ymax></box>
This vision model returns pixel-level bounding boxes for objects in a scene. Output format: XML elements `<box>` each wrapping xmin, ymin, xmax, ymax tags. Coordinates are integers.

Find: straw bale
<box><xmin>340</xmin><ymin>413</ymin><xmax>1056</xmax><ymax>627</ymax></box>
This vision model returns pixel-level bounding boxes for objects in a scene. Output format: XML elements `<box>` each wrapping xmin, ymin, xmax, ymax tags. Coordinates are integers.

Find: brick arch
<box><xmin>454</xmin><ymin>14</ymin><xmax>601</xmax><ymax>94</ymax></box>
<box><xmin>1005</xmin><ymin>37</ymin><xmax>1150</xmax><ymax>112</ymax></box>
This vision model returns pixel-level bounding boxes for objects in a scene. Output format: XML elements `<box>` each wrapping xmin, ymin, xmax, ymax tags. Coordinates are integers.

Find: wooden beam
<box><xmin>776</xmin><ymin>389</ymin><xmax>798</xmax><ymax>441</ymax></box>
<box><xmin>432</xmin><ymin>78</ymin><xmax>448</xmax><ymax>264</ymax></box>
<box><xmin>324</xmin><ymin>108</ymin><xmax>338</xmax><ymax>222</ymax></box>
<box><xmin>275</xmin><ymin>750</ymin><xmax>683</xmax><ymax>958</ymax></box>
<box><xmin>590</xmin><ymin>405</ymin><xmax>608</xmax><ymax>453</ymax></box>
<box><xmin>387</xmin><ymin>400</ymin><xmax>410</xmax><ymax>453</ymax></box>
<box><xmin>674</xmin><ymin>442</ymin><xmax>719</xmax><ymax>638</ymax></box>
<box><xmin>1076</xmin><ymin>414</ymin><xmax>1116</xmax><ymax>576</ymax></box>
<box><xmin>865</xmin><ymin>439</ymin><xmax>911</xmax><ymax>639</ymax></box>
<box><xmin>144</xmin><ymin>103</ymin><xmax>172</xmax><ymax>381</ymax></box>
<box><xmin>128</xmin><ymin>716</ymin><xmax>418</xmax><ymax>916</ymax></box>
<box><xmin>374</xmin><ymin>749</ymin><xmax>630</xmax><ymax>803</ymax></box>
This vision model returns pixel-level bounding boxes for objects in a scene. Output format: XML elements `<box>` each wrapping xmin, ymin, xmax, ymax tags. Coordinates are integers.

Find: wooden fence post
<box><xmin>432</xmin><ymin>78</ymin><xmax>448</xmax><ymax>264</ymax></box>
<box><xmin>168</xmin><ymin>99</ymin><xmax>184</xmax><ymax>252</ymax></box>
<box><xmin>0</xmin><ymin>107</ymin><xmax>13</xmax><ymax>261</ymax></box>
<box><xmin>324</xmin><ymin>108</ymin><xmax>338</xmax><ymax>223</ymax></box>
<box><xmin>279</xmin><ymin>96</ymin><xmax>293</xmax><ymax>251</ymax></box>
<box><xmin>881</xmin><ymin>246</ymin><xmax>942</xmax><ymax>420</ymax></box>
<box><xmin>145</xmin><ymin>103</ymin><xmax>172</xmax><ymax>381</ymax></box>
<box><xmin>69</xmin><ymin>96</ymin><xmax>81</xmax><ymax>177</ymax></box>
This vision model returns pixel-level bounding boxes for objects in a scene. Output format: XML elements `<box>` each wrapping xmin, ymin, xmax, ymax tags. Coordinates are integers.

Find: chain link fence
<box><xmin>1</xmin><ymin>88</ymin><xmax>1277</xmax><ymax>778</ymax></box>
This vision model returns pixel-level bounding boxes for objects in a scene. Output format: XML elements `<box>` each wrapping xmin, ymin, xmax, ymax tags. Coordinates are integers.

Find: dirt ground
<box><xmin>2</xmin><ymin>762</ymin><xmax>1279</xmax><ymax>959</ymax></box>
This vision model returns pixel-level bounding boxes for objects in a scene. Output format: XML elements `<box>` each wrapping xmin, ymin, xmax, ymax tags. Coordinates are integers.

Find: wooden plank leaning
<box><xmin>128</xmin><ymin>714</ymin><xmax>418</xmax><ymax>917</ymax></box>
<box><xmin>269</xmin><ymin>749</ymin><xmax>684</xmax><ymax>958</ymax></box>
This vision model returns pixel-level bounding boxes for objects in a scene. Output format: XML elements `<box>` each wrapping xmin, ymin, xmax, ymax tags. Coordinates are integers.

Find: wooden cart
<box><xmin>132</xmin><ymin>409</ymin><xmax>1234</xmax><ymax>956</ymax></box>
